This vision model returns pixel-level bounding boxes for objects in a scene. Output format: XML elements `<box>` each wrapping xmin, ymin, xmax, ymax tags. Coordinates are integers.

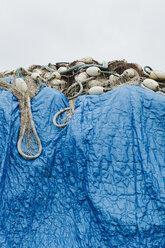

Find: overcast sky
<box><xmin>0</xmin><ymin>0</ymin><xmax>165</xmax><ymax>71</ymax></box>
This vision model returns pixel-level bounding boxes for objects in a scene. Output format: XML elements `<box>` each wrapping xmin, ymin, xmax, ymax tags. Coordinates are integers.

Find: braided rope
<box><xmin>0</xmin><ymin>74</ymin><xmax>42</xmax><ymax>160</ymax></box>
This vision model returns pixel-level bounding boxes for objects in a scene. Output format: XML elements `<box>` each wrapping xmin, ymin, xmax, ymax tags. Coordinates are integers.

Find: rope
<box><xmin>144</xmin><ymin>66</ymin><xmax>152</xmax><ymax>75</ymax></box>
<box><xmin>44</xmin><ymin>65</ymin><xmax>56</xmax><ymax>73</ymax></box>
<box><xmin>100</xmin><ymin>71</ymin><xmax>120</xmax><ymax>77</ymax></box>
<box><xmin>37</xmin><ymin>78</ymin><xmax>41</xmax><ymax>91</ymax></box>
<box><xmin>17</xmin><ymin>96</ymin><xmax>42</xmax><ymax>160</ymax></box>
<box><xmin>53</xmin><ymin>107</ymin><xmax>73</xmax><ymax>128</ymax></box>
<box><xmin>66</xmin><ymin>77</ymin><xmax>95</xmax><ymax>99</ymax></box>
<box><xmin>0</xmin><ymin>75</ymin><xmax>42</xmax><ymax>160</ymax></box>
<box><xmin>66</xmin><ymin>81</ymin><xmax>83</xmax><ymax>100</ymax></box>
<box><xmin>15</xmin><ymin>68</ymin><xmax>21</xmax><ymax>77</ymax></box>
<box><xmin>59</xmin><ymin>63</ymin><xmax>109</xmax><ymax>75</ymax></box>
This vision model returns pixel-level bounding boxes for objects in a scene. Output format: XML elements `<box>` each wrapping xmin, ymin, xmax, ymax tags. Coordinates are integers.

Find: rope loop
<box><xmin>53</xmin><ymin>107</ymin><xmax>73</xmax><ymax>128</ymax></box>
<box><xmin>144</xmin><ymin>66</ymin><xmax>153</xmax><ymax>75</ymax></box>
<box><xmin>17</xmin><ymin>96</ymin><xmax>42</xmax><ymax>160</ymax></box>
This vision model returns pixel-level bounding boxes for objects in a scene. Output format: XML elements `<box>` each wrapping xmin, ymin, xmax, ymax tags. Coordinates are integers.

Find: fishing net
<box><xmin>0</xmin><ymin>58</ymin><xmax>165</xmax><ymax>160</ymax></box>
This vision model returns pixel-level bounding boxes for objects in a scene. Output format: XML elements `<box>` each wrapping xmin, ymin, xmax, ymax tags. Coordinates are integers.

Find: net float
<box><xmin>79</xmin><ymin>57</ymin><xmax>93</xmax><ymax>64</ymax></box>
<box><xmin>75</xmin><ymin>61</ymin><xmax>85</xmax><ymax>66</ymax></box>
<box><xmin>75</xmin><ymin>72</ymin><xmax>88</xmax><ymax>82</ymax></box>
<box><xmin>58</xmin><ymin>66</ymin><xmax>68</xmax><ymax>73</ymax></box>
<box><xmin>88</xmin><ymin>86</ymin><xmax>104</xmax><ymax>95</ymax></box>
<box><xmin>144</xmin><ymin>66</ymin><xmax>165</xmax><ymax>81</ymax></box>
<box><xmin>52</xmin><ymin>71</ymin><xmax>61</xmax><ymax>79</ymax></box>
<box><xmin>149</xmin><ymin>70</ymin><xmax>165</xmax><ymax>80</ymax></box>
<box><xmin>122</xmin><ymin>68</ymin><xmax>138</xmax><ymax>78</ymax></box>
<box><xmin>31</xmin><ymin>73</ymin><xmax>40</xmax><ymax>80</ymax></box>
<box><xmin>15</xmin><ymin>78</ymin><xmax>28</xmax><ymax>93</ymax></box>
<box><xmin>86</xmin><ymin>67</ymin><xmax>101</xmax><ymax>76</ymax></box>
<box><xmin>141</xmin><ymin>79</ymin><xmax>159</xmax><ymax>91</ymax></box>
<box><xmin>44</xmin><ymin>72</ymin><xmax>52</xmax><ymax>79</ymax></box>
<box><xmin>109</xmin><ymin>75</ymin><xmax>117</xmax><ymax>86</ymax></box>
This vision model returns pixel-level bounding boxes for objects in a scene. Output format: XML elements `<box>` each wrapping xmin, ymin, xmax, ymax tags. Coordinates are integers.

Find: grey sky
<box><xmin>0</xmin><ymin>0</ymin><xmax>165</xmax><ymax>71</ymax></box>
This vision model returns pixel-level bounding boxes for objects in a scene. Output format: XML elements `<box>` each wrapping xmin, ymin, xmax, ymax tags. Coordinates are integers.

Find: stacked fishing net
<box><xmin>0</xmin><ymin>69</ymin><xmax>42</xmax><ymax>160</ymax></box>
<box><xmin>0</xmin><ymin>58</ymin><xmax>165</xmax><ymax>160</ymax></box>
<box><xmin>26</xmin><ymin>58</ymin><xmax>165</xmax><ymax>98</ymax></box>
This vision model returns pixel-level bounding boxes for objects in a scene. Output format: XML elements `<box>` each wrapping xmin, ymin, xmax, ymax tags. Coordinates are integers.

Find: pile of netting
<box><xmin>0</xmin><ymin>57</ymin><xmax>165</xmax><ymax>160</ymax></box>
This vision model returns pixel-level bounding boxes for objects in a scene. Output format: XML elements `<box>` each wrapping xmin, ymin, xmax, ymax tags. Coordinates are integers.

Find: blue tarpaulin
<box><xmin>0</xmin><ymin>82</ymin><xmax>165</xmax><ymax>247</ymax></box>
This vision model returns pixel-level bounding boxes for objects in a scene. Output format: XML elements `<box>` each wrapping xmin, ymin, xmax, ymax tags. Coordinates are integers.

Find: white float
<box><xmin>86</xmin><ymin>67</ymin><xmax>101</xmax><ymax>76</ymax></box>
<box><xmin>141</xmin><ymin>79</ymin><xmax>159</xmax><ymax>91</ymax></box>
<box><xmin>31</xmin><ymin>73</ymin><xmax>40</xmax><ymax>80</ymax></box>
<box><xmin>122</xmin><ymin>68</ymin><xmax>138</xmax><ymax>78</ymax></box>
<box><xmin>75</xmin><ymin>72</ymin><xmax>88</xmax><ymax>82</ymax></box>
<box><xmin>88</xmin><ymin>86</ymin><xmax>104</xmax><ymax>95</ymax></box>
<box><xmin>52</xmin><ymin>71</ymin><xmax>61</xmax><ymax>79</ymax></box>
<box><xmin>149</xmin><ymin>70</ymin><xmax>165</xmax><ymax>80</ymax></box>
<box><xmin>15</xmin><ymin>78</ymin><xmax>28</xmax><ymax>92</ymax></box>
<box><xmin>58</xmin><ymin>66</ymin><xmax>68</xmax><ymax>73</ymax></box>
<box><xmin>79</xmin><ymin>57</ymin><xmax>93</xmax><ymax>64</ymax></box>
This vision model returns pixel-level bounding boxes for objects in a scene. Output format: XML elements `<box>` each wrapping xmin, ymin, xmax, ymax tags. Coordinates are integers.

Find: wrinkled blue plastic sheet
<box><xmin>0</xmin><ymin>81</ymin><xmax>164</xmax><ymax>247</ymax></box>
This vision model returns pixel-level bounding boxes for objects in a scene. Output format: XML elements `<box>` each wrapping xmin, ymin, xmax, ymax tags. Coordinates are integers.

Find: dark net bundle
<box><xmin>108</xmin><ymin>59</ymin><xmax>145</xmax><ymax>76</ymax></box>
